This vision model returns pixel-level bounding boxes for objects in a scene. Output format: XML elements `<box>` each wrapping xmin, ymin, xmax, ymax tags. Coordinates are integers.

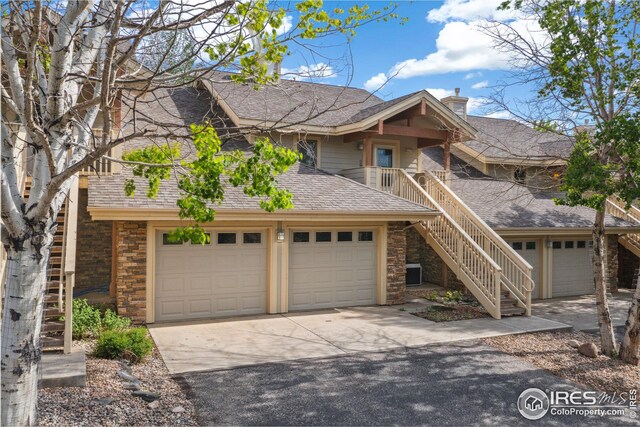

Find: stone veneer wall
<box><xmin>114</xmin><ymin>221</ymin><xmax>147</xmax><ymax>323</ymax></box>
<box><xmin>605</xmin><ymin>235</ymin><xmax>619</xmax><ymax>292</ymax></box>
<box><xmin>386</xmin><ymin>222</ymin><xmax>406</xmax><ymax>305</ymax></box>
<box><xmin>75</xmin><ymin>189</ymin><xmax>113</xmax><ymax>296</ymax></box>
<box><xmin>405</xmin><ymin>226</ymin><xmax>464</xmax><ymax>291</ymax></box>
<box><xmin>618</xmin><ymin>243</ymin><xmax>640</xmax><ymax>289</ymax></box>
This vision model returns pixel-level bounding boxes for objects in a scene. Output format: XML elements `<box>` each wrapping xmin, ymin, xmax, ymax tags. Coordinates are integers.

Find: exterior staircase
<box><xmin>23</xmin><ymin>179</ymin><xmax>67</xmax><ymax>350</ymax></box>
<box><xmin>605</xmin><ymin>198</ymin><xmax>640</xmax><ymax>257</ymax></box>
<box><xmin>372</xmin><ymin>168</ymin><xmax>534</xmax><ymax>319</ymax></box>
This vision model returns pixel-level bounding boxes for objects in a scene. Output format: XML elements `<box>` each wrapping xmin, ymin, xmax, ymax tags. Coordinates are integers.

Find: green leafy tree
<box><xmin>495</xmin><ymin>0</ymin><xmax>640</xmax><ymax>361</ymax></box>
<box><xmin>0</xmin><ymin>1</ymin><xmax>401</xmax><ymax>425</ymax></box>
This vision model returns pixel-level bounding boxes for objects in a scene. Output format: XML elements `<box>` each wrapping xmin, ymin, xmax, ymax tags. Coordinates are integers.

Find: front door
<box><xmin>376</xmin><ymin>147</ymin><xmax>394</xmax><ymax>168</ymax></box>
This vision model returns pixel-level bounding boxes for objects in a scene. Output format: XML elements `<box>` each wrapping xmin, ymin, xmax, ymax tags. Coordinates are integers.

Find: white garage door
<box><xmin>288</xmin><ymin>229</ymin><xmax>377</xmax><ymax>311</ymax></box>
<box><xmin>507</xmin><ymin>240</ymin><xmax>540</xmax><ymax>299</ymax></box>
<box><xmin>552</xmin><ymin>239</ymin><xmax>594</xmax><ymax>297</ymax></box>
<box><xmin>155</xmin><ymin>230</ymin><xmax>267</xmax><ymax>322</ymax></box>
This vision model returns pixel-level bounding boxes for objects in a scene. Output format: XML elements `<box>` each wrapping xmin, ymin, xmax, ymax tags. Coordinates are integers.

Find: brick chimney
<box><xmin>440</xmin><ymin>88</ymin><xmax>468</xmax><ymax>120</ymax></box>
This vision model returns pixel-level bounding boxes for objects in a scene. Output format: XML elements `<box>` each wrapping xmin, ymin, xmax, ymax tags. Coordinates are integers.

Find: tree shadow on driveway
<box><xmin>178</xmin><ymin>340</ymin><xmax>636</xmax><ymax>426</ymax></box>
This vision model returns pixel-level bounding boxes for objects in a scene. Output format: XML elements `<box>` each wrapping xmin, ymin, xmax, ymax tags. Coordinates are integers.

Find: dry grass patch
<box><xmin>484</xmin><ymin>331</ymin><xmax>639</xmax><ymax>393</ymax></box>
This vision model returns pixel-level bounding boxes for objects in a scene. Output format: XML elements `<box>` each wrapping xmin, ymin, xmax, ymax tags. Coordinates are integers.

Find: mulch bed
<box><xmin>411</xmin><ymin>304</ymin><xmax>490</xmax><ymax>322</ymax></box>
<box><xmin>484</xmin><ymin>331</ymin><xmax>640</xmax><ymax>393</ymax></box>
<box><xmin>38</xmin><ymin>340</ymin><xmax>197</xmax><ymax>426</ymax></box>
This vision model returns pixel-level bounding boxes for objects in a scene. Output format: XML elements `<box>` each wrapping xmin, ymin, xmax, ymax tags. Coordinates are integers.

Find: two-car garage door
<box><xmin>155</xmin><ymin>230</ymin><xmax>268</xmax><ymax>322</ymax></box>
<box><xmin>154</xmin><ymin>228</ymin><xmax>378</xmax><ymax>322</ymax></box>
<box><xmin>508</xmin><ymin>238</ymin><xmax>595</xmax><ymax>298</ymax></box>
<box><xmin>288</xmin><ymin>229</ymin><xmax>378</xmax><ymax>311</ymax></box>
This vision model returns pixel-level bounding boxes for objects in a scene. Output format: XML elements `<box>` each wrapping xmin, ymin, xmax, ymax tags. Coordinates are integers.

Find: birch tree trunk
<box><xmin>1</xmin><ymin>222</ymin><xmax>54</xmax><ymax>427</ymax></box>
<box><xmin>592</xmin><ymin>210</ymin><xmax>618</xmax><ymax>356</ymax></box>
<box><xmin>620</xmin><ymin>268</ymin><xmax>640</xmax><ymax>365</ymax></box>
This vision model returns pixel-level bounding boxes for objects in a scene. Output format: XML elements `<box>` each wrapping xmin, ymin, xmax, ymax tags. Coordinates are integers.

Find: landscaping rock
<box><xmin>117</xmin><ymin>370</ymin><xmax>139</xmax><ymax>383</ymax></box>
<box><xmin>95</xmin><ymin>397</ymin><xmax>114</xmax><ymax>406</ymax></box>
<box><xmin>132</xmin><ymin>390</ymin><xmax>160</xmax><ymax>402</ymax></box>
<box><xmin>578</xmin><ymin>342</ymin><xmax>599</xmax><ymax>358</ymax></box>
<box><xmin>172</xmin><ymin>405</ymin><xmax>185</xmax><ymax>413</ymax></box>
<box><xmin>148</xmin><ymin>400</ymin><xmax>160</xmax><ymax>410</ymax></box>
<box><xmin>123</xmin><ymin>382</ymin><xmax>141</xmax><ymax>391</ymax></box>
<box><xmin>567</xmin><ymin>339</ymin><xmax>581</xmax><ymax>349</ymax></box>
<box><xmin>118</xmin><ymin>360</ymin><xmax>132</xmax><ymax>373</ymax></box>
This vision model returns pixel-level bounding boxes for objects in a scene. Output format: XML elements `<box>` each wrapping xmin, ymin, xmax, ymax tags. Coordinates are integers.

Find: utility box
<box><xmin>406</xmin><ymin>263</ymin><xmax>422</xmax><ymax>286</ymax></box>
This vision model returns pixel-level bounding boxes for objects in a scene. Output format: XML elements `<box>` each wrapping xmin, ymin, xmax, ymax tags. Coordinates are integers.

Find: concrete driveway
<box><xmin>180</xmin><ymin>340</ymin><xmax>637</xmax><ymax>426</ymax></box>
<box><xmin>532</xmin><ymin>289</ymin><xmax>634</xmax><ymax>330</ymax></box>
<box><xmin>149</xmin><ymin>303</ymin><xmax>568</xmax><ymax>374</ymax></box>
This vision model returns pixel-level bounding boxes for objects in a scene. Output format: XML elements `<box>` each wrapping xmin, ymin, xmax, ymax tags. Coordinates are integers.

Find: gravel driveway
<box><xmin>180</xmin><ymin>340</ymin><xmax>636</xmax><ymax>426</ymax></box>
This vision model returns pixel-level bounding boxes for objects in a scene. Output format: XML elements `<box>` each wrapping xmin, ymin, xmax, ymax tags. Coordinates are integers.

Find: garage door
<box><xmin>288</xmin><ymin>229</ymin><xmax>377</xmax><ymax>311</ymax></box>
<box><xmin>155</xmin><ymin>230</ymin><xmax>267</xmax><ymax>322</ymax></box>
<box><xmin>507</xmin><ymin>240</ymin><xmax>540</xmax><ymax>299</ymax></box>
<box><xmin>552</xmin><ymin>239</ymin><xmax>594</xmax><ymax>297</ymax></box>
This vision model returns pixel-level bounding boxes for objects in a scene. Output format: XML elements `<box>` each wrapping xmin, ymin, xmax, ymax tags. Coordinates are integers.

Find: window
<box><xmin>552</xmin><ymin>241</ymin><xmax>562</xmax><ymax>249</ymax></box>
<box><xmin>577</xmin><ymin>240</ymin><xmax>586</xmax><ymax>249</ymax></box>
<box><xmin>376</xmin><ymin>147</ymin><xmax>394</xmax><ymax>168</ymax></box>
<box><xmin>565</xmin><ymin>241</ymin><xmax>574</xmax><ymax>249</ymax></box>
<box><xmin>162</xmin><ymin>233</ymin><xmax>183</xmax><ymax>245</ymax></box>
<box><xmin>514</xmin><ymin>167</ymin><xmax>526</xmax><ymax>184</ymax></box>
<box><xmin>358</xmin><ymin>231</ymin><xmax>374</xmax><ymax>242</ymax></box>
<box><xmin>217</xmin><ymin>233</ymin><xmax>237</xmax><ymax>244</ymax></box>
<box><xmin>298</xmin><ymin>140</ymin><xmax>317</xmax><ymax>167</ymax></box>
<box><xmin>243</xmin><ymin>233</ymin><xmax>262</xmax><ymax>244</ymax></box>
<box><xmin>512</xmin><ymin>242</ymin><xmax>523</xmax><ymax>250</ymax></box>
<box><xmin>337</xmin><ymin>231</ymin><xmax>353</xmax><ymax>242</ymax></box>
<box><xmin>293</xmin><ymin>232</ymin><xmax>310</xmax><ymax>243</ymax></box>
<box><xmin>526</xmin><ymin>241</ymin><xmax>536</xmax><ymax>250</ymax></box>
<box><xmin>315</xmin><ymin>231</ymin><xmax>332</xmax><ymax>242</ymax></box>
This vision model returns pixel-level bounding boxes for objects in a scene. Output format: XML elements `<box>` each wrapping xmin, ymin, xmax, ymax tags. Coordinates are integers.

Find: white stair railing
<box><xmin>62</xmin><ymin>175</ymin><xmax>80</xmax><ymax>354</ymax></box>
<box><xmin>415</xmin><ymin>171</ymin><xmax>534</xmax><ymax>314</ymax></box>
<box><xmin>605</xmin><ymin>198</ymin><xmax>640</xmax><ymax>255</ymax></box>
<box><xmin>374</xmin><ymin>169</ymin><xmax>503</xmax><ymax>318</ymax></box>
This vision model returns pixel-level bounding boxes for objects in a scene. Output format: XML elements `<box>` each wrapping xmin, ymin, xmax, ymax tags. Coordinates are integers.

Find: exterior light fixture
<box><xmin>357</xmin><ymin>142</ymin><xmax>364</xmax><ymax>151</ymax></box>
<box><xmin>276</xmin><ymin>230</ymin><xmax>285</xmax><ymax>242</ymax></box>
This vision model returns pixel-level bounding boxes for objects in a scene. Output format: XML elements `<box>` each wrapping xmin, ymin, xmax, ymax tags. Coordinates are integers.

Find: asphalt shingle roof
<box><xmin>463</xmin><ymin>115</ymin><xmax>573</xmax><ymax>160</ymax></box>
<box><xmin>90</xmin><ymin>84</ymin><xmax>434</xmax><ymax>215</ymax></box>
<box><xmin>205</xmin><ymin>72</ymin><xmax>384</xmax><ymax>127</ymax></box>
<box><xmin>422</xmin><ymin>146</ymin><xmax>636</xmax><ymax>229</ymax></box>
<box><xmin>88</xmin><ymin>162</ymin><xmax>434</xmax><ymax>215</ymax></box>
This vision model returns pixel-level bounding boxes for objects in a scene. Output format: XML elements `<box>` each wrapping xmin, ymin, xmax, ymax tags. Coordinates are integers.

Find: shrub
<box><xmin>426</xmin><ymin>291</ymin><xmax>439</xmax><ymax>302</ymax></box>
<box><xmin>102</xmin><ymin>309</ymin><xmax>131</xmax><ymax>331</ymax></box>
<box><xmin>443</xmin><ymin>290</ymin><xmax>464</xmax><ymax>303</ymax></box>
<box><xmin>72</xmin><ymin>299</ymin><xmax>102</xmax><ymax>339</ymax></box>
<box><xmin>95</xmin><ymin>328</ymin><xmax>153</xmax><ymax>363</ymax></box>
<box><xmin>70</xmin><ymin>300</ymin><xmax>133</xmax><ymax>339</ymax></box>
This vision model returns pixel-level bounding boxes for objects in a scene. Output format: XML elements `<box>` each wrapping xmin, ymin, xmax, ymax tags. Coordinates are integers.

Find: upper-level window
<box><xmin>514</xmin><ymin>167</ymin><xmax>526</xmax><ymax>184</ymax></box>
<box><xmin>298</xmin><ymin>140</ymin><xmax>317</xmax><ymax>167</ymax></box>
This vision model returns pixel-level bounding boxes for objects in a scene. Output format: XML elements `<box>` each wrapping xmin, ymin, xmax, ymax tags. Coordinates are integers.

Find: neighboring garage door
<box><xmin>552</xmin><ymin>239</ymin><xmax>594</xmax><ymax>297</ymax></box>
<box><xmin>507</xmin><ymin>240</ymin><xmax>540</xmax><ymax>299</ymax></box>
<box><xmin>288</xmin><ymin>229</ymin><xmax>377</xmax><ymax>311</ymax></box>
<box><xmin>155</xmin><ymin>230</ymin><xmax>267</xmax><ymax>322</ymax></box>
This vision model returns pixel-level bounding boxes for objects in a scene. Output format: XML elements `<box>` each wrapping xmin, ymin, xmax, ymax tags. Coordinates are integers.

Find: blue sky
<box><xmin>278</xmin><ymin>0</ymin><xmax>543</xmax><ymax>118</ymax></box>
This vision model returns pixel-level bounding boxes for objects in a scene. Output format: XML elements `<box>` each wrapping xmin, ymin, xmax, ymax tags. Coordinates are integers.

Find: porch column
<box><xmin>363</xmin><ymin>137</ymin><xmax>373</xmax><ymax>167</ymax></box>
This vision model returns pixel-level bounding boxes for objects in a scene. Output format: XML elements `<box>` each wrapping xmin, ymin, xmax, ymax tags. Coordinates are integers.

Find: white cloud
<box><xmin>386</xmin><ymin>21</ymin><xmax>513</xmax><ymax>79</ymax></box>
<box><xmin>281</xmin><ymin>63</ymin><xmax>336</xmax><ymax>80</ymax></box>
<box><xmin>472</xmin><ymin>80</ymin><xmax>489</xmax><ymax>89</ymax></box>
<box><xmin>268</xmin><ymin>15</ymin><xmax>293</xmax><ymax>36</ymax></box>
<box><xmin>363</xmin><ymin>73</ymin><xmax>389</xmax><ymax>92</ymax></box>
<box><xmin>363</xmin><ymin>3</ymin><xmax>547</xmax><ymax>87</ymax></box>
<box><xmin>427</xmin><ymin>0</ymin><xmax>519</xmax><ymax>23</ymax></box>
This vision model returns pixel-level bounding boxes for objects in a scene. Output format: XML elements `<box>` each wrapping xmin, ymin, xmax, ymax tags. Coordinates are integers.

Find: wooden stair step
<box><xmin>42</xmin><ymin>320</ymin><xmax>65</xmax><ymax>332</ymax></box>
<box><xmin>44</xmin><ymin>293</ymin><xmax>61</xmax><ymax>303</ymax></box>
<box><xmin>43</xmin><ymin>307</ymin><xmax>63</xmax><ymax>319</ymax></box>
<box><xmin>41</xmin><ymin>336</ymin><xmax>64</xmax><ymax>349</ymax></box>
<box><xmin>46</xmin><ymin>281</ymin><xmax>61</xmax><ymax>291</ymax></box>
<box><xmin>500</xmin><ymin>306</ymin><xmax>526</xmax><ymax>316</ymax></box>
